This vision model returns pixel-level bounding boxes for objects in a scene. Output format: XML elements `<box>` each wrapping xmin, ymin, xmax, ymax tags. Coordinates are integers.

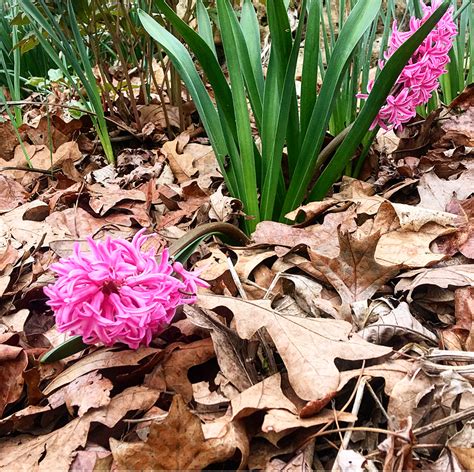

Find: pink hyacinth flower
<box><xmin>44</xmin><ymin>229</ymin><xmax>208</xmax><ymax>349</ymax></box>
<box><xmin>358</xmin><ymin>0</ymin><xmax>457</xmax><ymax>130</ymax></box>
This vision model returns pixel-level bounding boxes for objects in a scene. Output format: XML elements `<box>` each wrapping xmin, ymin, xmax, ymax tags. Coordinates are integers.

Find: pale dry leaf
<box><xmin>333</xmin><ymin>449</ymin><xmax>366</xmax><ymax>472</ymax></box>
<box><xmin>447</xmin><ymin>421</ymin><xmax>474</xmax><ymax>471</ymax></box>
<box><xmin>280</xmin><ymin>274</ymin><xmax>340</xmax><ymax>319</ymax></box>
<box><xmin>0</xmin><ymin>176</ymin><xmax>29</xmax><ymax>214</ymax></box>
<box><xmin>209</xmin><ymin>184</ymin><xmax>242</xmax><ymax>222</ymax></box>
<box><xmin>183</xmin><ymin>305</ymin><xmax>254</xmax><ymax>393</ymax></box>
<box><xmin>197</xmin><ymin>295</ymin><xmax>391</xmax><ymax>403</ymax></box>
<box><xmin>231</xmin><ymin>373</ymin><xmax>297</xmax><ymax>420</ymax></box>
<box><xmin>395</xmin><ymin>265</ymin><xmax>474</xmax><ymax>301</ymax></box>
<box><xmin>418</xmin><ymin>170</ymin><xmax>474</xmax><ymax>212</ymax></box>
<box><xmin>43</xmin><ymin>347</ymin><xmax>160</xmax><ymax>395</ymax></box>
<box><xmin>0</xmin><ymin>386</ymin><xmax>159</xmax><ymax>472</ymax></box>
<box><xmin>375</xmin><ymin>222</ymin><xmax>453</xmax><ymax>267</ymax></box>
<box><xmin>358</xmin><ymin>302</ymin><xmax>438</xmax><ymax>345</ymax></box>
<box><xmin>61</xmin><ymin>371</ymin><xmax>113</xmax><ymax>416</ymax></box>
<box><xmin>87</xmin><ymin>184</ymin><xmax>146</xmax><ymax>216</ymax></box>
<box><xmin>261</xmin><ymin>408</ymin><xmax>356</xmax><ymax>434</ymax></box>
<box><xmin>110</xmin><ymin>394</ymin><xmax>248</xmax><ymax>470</ymax></box>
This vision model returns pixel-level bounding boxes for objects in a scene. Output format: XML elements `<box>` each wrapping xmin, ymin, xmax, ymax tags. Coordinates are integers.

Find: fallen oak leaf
<box><xmin>0</xmin><ymin>386</ymin><xmax>159</xmax><ymax>472</ymax></box>
<box><xmin>261</xmin><ymin>407</ymin><xmax>357</xmax><ymax>434</ymax></box>
<box><xmin>110</xmin><ymin>394</ymin><xmax>248</xmax><ymax>470</ymax></box>
<box><xmin>183</xmin><ymin>305</ymin><xmax>255</xmax><ymax>393</ymax></box>
<box><xmin>309</xmin><ymin>229</ymin><xmax>402</xmax><ymax>304</ymax></box>
<box><xmin>197</xmin><ymin>295</ymin><xmax>392</xmax><ymax>406</ymax></box>
<box><xmin>145</xmin><ymin>338</ymin><xmax>215</xmax><ymax>402</ymax></box>
<box><xmin>50</xmin><ymin>371</ymin><xmax>113</xmax><ymax>417</ymax></box>
<box><xmin>0</xmin><ymin>340</ymin><xmax>28</xmax><ymax>417</ymax></box>
<box><xmin>230</xmin><ymin>373</ymin><xmax>297</xmax><ymax>420</ymax></box>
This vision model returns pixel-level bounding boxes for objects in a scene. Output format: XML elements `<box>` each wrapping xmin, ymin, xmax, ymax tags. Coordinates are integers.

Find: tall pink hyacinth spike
<box><xmin>358</xmin><ymin>0</ymin><xmax>457</xmax><ymax>130</ymax></box>
<box><xmin>44</xmin><ymin>229</ymin><xmax>208</xmax><ymax>350</ymax></box>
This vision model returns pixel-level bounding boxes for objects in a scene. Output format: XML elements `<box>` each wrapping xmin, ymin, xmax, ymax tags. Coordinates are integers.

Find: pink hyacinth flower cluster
<box><xmin>44</xmin><ymin>229</ymin><xmax>208</xmax><ymax>349</ymax></box>
<box><xmin>359</xmin><ymin>0</ymin><xmax>457</xmax><ymax>130</ymax></box>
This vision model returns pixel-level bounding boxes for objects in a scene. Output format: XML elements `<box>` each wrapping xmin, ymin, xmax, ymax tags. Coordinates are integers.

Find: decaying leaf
<box><xmin>145</xmin><ymin>338</ymin><xmax>215</xmax><ymax>402</ymax></box>
<box><xmin>110</xmin><ymin>394</ymin><xmax>248</xmax><ymax>470</ymax></box>
<box><xmin>0</xmin><ymin>337</ymin><xmax>28</xmax><ymax>416</ymax></box>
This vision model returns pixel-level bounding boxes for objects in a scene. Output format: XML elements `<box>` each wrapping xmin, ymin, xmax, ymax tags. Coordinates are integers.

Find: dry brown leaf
<box><xmin>441</xmin><ymin>287</ymin><xmax>474</xmax><ymax>351</ymax></box>
<box><xmin>310</xmin><ymin>230</ymin><xmax>401</xmax><ymax>304</ymax></box>
<box><xmin>145</xmin><ymin>338</ymin><xmax>215</xmax><ymax>402</ymax></box>
<box><xmin>279</xmin><ymin>274</ymin><xmax>340</xmax><ymax>319</ymax></box>
<box><xmin>418</xmin><ymin>171</ymin><xmax>474</xmax><ymax>212</ymax></box>
<box><xmin>45</xmin><ymin>207</ymin><xmax>134</xmax><ymax>239</ymax></box>
<box><xmin>0</xmin><ymin>340</ymin><xmax>28</xmax><ymax>417</ymax></box>
<box><xmin>0</xmin><ymin>121</ymin><xmax>22</xmax><ymax>161</ymax></box>
<box><xmin>209</xmin><ymin>184</ymin><xmax>243</xmax><ymax>222</ymax></box>
<box><xmin>87</xmin><ymin>184</ymin><xmax>146</xmax><ymax>216</ymax></box>
<box><xmin>110</xmin><ymin>394</ymin><xmax>248</xmax><ymax>470</ymax></box>
<box><xmin>57</xmin><ymin>371</ymin><xmax>113</xmax><ymax>416</ymax></box>
<box><xmin>358</xmin><ymin>301</ymin><xmax>437</xmax><ymax>345</ymax></box>
<box><xmin>2</xmin><ymin>200</ymin><xmax>67</xmax><ymax>247</ymax></box>
<box><xmin>197</xmin><ymin>295</ymin><xmax>391</xmax><ymax>404</ymax></box>
<box><xmin>184</xmin><ymin>305</ymin><xmax>255</xmax><ymax>393</ymax></box>
<box><xmin>231</xmin><ymin>373</ymin><xmax>297</xmax><ymax>420</ymax></box>
<box><xmin>0</xmin><ymin>176</ymin><xmax>29</xmax><ymax>214</ymax></box>
<box><xmin>447</xmin><ymin>421</ymin><xmax>474</xmax><ymax>471</ymax></box>
<box><xmin>261</xmin><ymin>407</ymin><xmax>356</xmax><ymax>434</ymax></box>
<box><xmin>161</xmin><ymin>133</ymin><xmax>199</xmax><ymax>183</ymax></box>
<box><xmin>435</xmin><ymin>198</ymin><xmax>474</xmax><ymax>259</ymax></box>
<box><xmin>395</xmin><ymin>265</ymin><xmax>474</xmax><ymax>301</ymax></box>
<box><xmin>0</xmin><ymin>386</ymin><xmax>159</xmax><ymax>472</ymax></box>
<box><xmin>43</xmin><ymin>347</ymin><xmax>160</xmax><ymax>395</ymax></box>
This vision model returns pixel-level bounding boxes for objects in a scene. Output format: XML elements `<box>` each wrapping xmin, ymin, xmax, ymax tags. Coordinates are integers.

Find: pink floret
<box><xmin>44</xmin><ymin>229</ymin><xmax>208</xmax><ymax>349</ymax></box>
<box><xmin>358</xmin><ymin>0</ymin><xmax>457</xmax><ymax>130</ymax></box>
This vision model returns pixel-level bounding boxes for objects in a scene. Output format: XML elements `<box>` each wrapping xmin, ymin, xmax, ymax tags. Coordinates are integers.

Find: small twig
<box><xmin>413</xmin><ymin>406</ymin><xmax>474</xmax><ymax>438</ymax></box>
<box><xmin>226</xmin><ymin>257</ymin><xmax>248</xmax><ymax>300</ymax></box>
<box><xmin>341</xmin><ymin>377</ymin><xmax>367</xmax><ymax>449</ymax></box>
<box><xmin>313</xmin><ymin>426</ymin><xmax>411</xmax><ymax>442</ymax></box>
<box><xmin>0</xmin><ymin>165</ymin><xmax>57</xmax><ymax>175</ymax></box>
<box><xmin>365</xmin><ymin>381</ymin><xmax>392</xmax><ymax>426</ymax></box>
<box><xmin>123</xmin><ymin>414</ymin><xmax>167</xmax><ymax>424</ymax></box>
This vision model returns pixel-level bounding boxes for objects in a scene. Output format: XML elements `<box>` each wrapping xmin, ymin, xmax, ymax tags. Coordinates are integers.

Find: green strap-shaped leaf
<box><xmin>196</xmin><ymin>0</ymin><xmax>218</xmax><ymax>58</ymax></box>
<box><xmin>300</xmin><ymin>0</ymin><xmax>321</xmax><ymax>139</ymax></box>
<box><xmin>309</xmin><ymin>0</ymin><xmax>451</xmax><ymax>201</ymax></box>
<box><xmin>280</xmin><ymin>0</ymin><xmax>381</xmax><ymax>219</ymax></box>
<box><xmin>216</xmin><ymin>0</ymin><xmax>260</xmax><ymax>232</ymax></box>
<box><xmin>260</xmin><ymin>0</ymin><xmax>307</xmax><ymax>221</ymax></box>
<box><xmin>152</xmin><ymin>0</ymin><xmax>237</xmax><ymax>139</ymax></box>
<box><xmin>240</xmin><ymin>0</ymin><xmax>265</xmax><ymax>95</ymax></box>
<box><xmin>138</xmin><ymin>10</ymin><xmax>238</xmax><ymax>196</ymax></box>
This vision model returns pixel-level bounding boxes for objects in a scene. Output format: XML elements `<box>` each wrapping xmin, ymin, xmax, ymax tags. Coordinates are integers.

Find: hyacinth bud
<box><xmin>44</xmin><ymin>229</ymin><xmax>208</xmax><ymax>349</ymax></box>
<box><xmin>358</xmin><ymin>0</ymin><xmax>457</xmax><ymax>130</ymax></box>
